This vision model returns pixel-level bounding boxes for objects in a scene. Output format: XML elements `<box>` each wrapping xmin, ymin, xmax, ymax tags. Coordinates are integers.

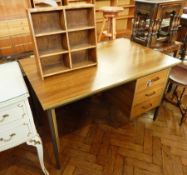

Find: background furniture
<box><xmin>167</xmin><ymin>62</ymin><xmax>187</xmax><ymax>125</ymax></box>
<box><xmin>0</xmin><ymin>0</ymin><xmax>33</xmax><ymax>58</ymax></box>
<box><xmin>97</xmin><ymin>6</ymin><xmax>124</xmax><ymax>41</ymax></box>
<box><xmin>0</xmin><ymin>0</ymin><xmax>134</xmax><ymax>60</ymax></box>
<box><xmin>27</xmin><ymin>5</ymin><xmax>97</xmax><ymax>79</ymax></box>
<box><xmin>0</xmin><ymin>62</ymin><xmax>48</xmax><ymax>175</ymax></box>
<box><xmin>95</xmin><ymin>0</ymin><xmax>135</xmax><ymax>39</ymax></box>
<box><xmin>164</xmin><ymin>33</ymin><xmax>187</xmax><ymax>125</ymax></box>
<box><xmin>131</xmin><ymin>0</ymin><xmax>184</xmax><ymax>56</ymax></box>
<box><xmin>178</xmin><ymin>13</ymin><xmax>187</xmax><ymax>60</ymax></box>
<box><xmin>19</xmin><ymin>38</ymin><xmax>180</xmax><ymax>168</ymax></box>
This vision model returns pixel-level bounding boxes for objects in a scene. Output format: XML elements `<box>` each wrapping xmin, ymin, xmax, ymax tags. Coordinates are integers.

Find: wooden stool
<box><xmin>163</xmin><ymin>35</ymin><xmax>187</xmax><ymax>125</ymax></box>
<box><xmin>97</xmin><ymin>6</ymin><xmax>123</xmax><ymax>42</ymax></box>
<box><xmin>168</xmin><ymin>63</ymin><xmax>187</xmax><ymax>125</ymax></box>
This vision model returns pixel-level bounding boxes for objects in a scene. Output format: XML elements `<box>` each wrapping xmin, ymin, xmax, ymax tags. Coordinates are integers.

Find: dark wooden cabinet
<box><xmin>178</xmin><ymin>12</ymin><xmax>187</xmax><ymax>60</ymax></box>
<box><xmin>131</xmin><ymin>0</ymin><xmax>184</xmax><ymax>54</ymax></box>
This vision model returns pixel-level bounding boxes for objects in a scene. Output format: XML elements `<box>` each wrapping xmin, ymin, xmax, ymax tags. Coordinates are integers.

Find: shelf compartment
<box><xmin>66</xmin><ymin>8</ymin><xmax>95</xmax><ymax>30</ymax></box>
<box><xmin>27</xmin><ymin>5</ymin><xmax>97</xmax><ymax>79</ymax></box>
<box><xmin>67</xmin><ymin>26</ymin><xmax>95</xmax><ymax>32</ymax></box>
<box><xmin>41</xmin><ymin>54</ymin><xmax>71</xmax><ymax>77</ymax></box>
<box><xmin>69</xmin><ymin>29</ymin><xmax>96</xmax><ymax>52</ymax></box>
<box><xmin>71</xmin><ymin>48</ymin><xmax>97</xmax><ymax>69</ymax></box>
<box><xmin>31</xmin><ymin>10</ymin><xmax>65</xmax><ymax>36</ymax></box>
<box><xmin>36</xmin><ymin>34</ymin><xmax>68</xmax><ymax>57</ymax></box>
<box><xmin>35</xmin><ymin>30</ymin><xmax>66</xmax><ymax>37</ymax></box>
<box><xmin>40</xmin><ymin>49</ymin><xmax>69</xmax><ymax>58</ymax></box>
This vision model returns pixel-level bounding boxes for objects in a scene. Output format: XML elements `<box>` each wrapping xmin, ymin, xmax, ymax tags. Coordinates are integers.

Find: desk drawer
<box><xmin>0</xmin><ymin>101</ymin><xmax>26</xmax><ymax>126</ymax></box>
<box><xmin>133</xmin><ymin>84</ymin><xmax>164</xmax><ymax>106</ymax></box>
<box><xmin>136</xmin><ymin>69</ymin><xmax>169</xmax><ymax>92</ymax></box>
<box><xmin>131</xmin><ymin>96</ymin><xmax>161</xmax><ymax>119</ymax></box>
<box><xmin>0</xmin><ymin>122</ymin><xmax>32</xmax><ymax>148</ymax></box>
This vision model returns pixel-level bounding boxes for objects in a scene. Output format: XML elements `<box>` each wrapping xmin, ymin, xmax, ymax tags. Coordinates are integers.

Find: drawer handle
<box><xmin>17</xmin><ymin>104</ymin><xmax>23</xmax><ymax>108</ymax></box>
<box><xmin>142</xmin><ymin>104</ymin><xmax>152</xmax><ymax>110</ymax></box>
<box><xmin>151</xmin><ymin>77</ymin><xmax>160</xmax><ymax>82</ymax></box>
<box><xmin>145</xmin><ymin>91</ymin><xmax>156</xmax><ymax>97</ymax></box>
<box><xmin>147</xmin><ymin>77</ymin><xmax>160</xmax><ymax>87</ymax></box>
<box><xmin>0</xmin><ymin>114</ymin><xmax>9</xmax><ymax>123</ymax></box>
<box><xmin>0</xmin><ymin>133</ymin><xmax>16</xmax><ymax>142</ymax></box>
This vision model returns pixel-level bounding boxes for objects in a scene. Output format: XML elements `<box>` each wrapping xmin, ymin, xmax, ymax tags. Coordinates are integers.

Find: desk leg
<box><xmin>47</xmin><ymin>109</ymin><xmax>61</xmax><ymax>169</ymax></box>
<box><xmin>153</xmin><ymin>106</ymin><xmax>159</xmax><ymax>121</ymax></box>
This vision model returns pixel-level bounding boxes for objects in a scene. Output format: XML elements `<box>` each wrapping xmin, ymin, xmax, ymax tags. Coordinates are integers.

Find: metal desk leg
<box><xmin>153</xmin><ymin>106</ymin><xmax>159</xmax><ymax>121</ymax></box>
<box><xmin>47</xmin><ymin>109</ymin><xmax>61</xmax><ymax>169</ymax></box>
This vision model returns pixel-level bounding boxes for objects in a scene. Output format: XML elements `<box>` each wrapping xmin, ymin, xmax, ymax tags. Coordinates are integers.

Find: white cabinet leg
<box><xmin>27</xmin><ymin>135</ymin><xmax>49</xmax><ymax>175</ymax></box>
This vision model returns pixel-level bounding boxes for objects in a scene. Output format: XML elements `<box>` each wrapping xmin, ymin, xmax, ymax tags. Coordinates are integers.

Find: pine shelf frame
<box><xmin>27</xmin><ymin>4</ymin><xmax>97</xmax><ymax>79</ymax></box>
<box><xmin>63</xmin><ymin>0</ymin><xmax>94</xmax><ymax>6</ymax></box>
<box><xmin>32</xmin><ymin>0</ymin><xmax>62</xmax><ymax>7</ymax></box>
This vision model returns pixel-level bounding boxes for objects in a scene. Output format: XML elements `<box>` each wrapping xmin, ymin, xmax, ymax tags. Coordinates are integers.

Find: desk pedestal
<box><xmin>106</xmin><ymin>69</ymin><xmax>170</xmax><ymax>120</ymax></box>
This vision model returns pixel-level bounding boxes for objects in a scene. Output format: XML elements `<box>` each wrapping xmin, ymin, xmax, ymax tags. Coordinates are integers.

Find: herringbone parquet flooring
<box><xmin>0</xmin><ymin>94</ymin><xmax>187</xmax><ymax>175</ymax></box>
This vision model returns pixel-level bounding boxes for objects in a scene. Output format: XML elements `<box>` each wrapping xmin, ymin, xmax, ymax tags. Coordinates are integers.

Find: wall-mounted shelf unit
<box><xmin>27</xmin><ymin>5</ymin><xmax>97</xmax><ymax>79</ymax></box>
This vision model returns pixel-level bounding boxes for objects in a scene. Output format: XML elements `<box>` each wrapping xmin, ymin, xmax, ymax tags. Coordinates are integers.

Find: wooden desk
<box><xmin>19</xmin><ymin>38</ymin><xmax>180</xmax><ymax>168</ymax></box>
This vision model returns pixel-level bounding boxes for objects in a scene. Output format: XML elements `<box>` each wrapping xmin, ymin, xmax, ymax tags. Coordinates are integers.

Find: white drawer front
<box><xmin>0</xmin><ymin>123</ymin><xmax>32</xmax><ymax>148</ymax></box>
<box><xmin>0</xmin><ymin>101</ymin><xmax>26</xmax><ymax>126</ymax></box>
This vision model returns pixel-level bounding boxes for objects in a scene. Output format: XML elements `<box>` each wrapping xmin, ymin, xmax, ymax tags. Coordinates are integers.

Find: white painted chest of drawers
<box><xmin>0</xmin><ymin>62</ymin><xmax>48</xmax><ymax>175</ymax></box>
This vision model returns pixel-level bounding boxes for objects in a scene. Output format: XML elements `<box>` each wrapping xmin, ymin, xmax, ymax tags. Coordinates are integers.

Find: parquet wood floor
<box><xmin>0</xmin><ymin>94</ymin><xmax>187</xmax><ymax>175</ymax></box>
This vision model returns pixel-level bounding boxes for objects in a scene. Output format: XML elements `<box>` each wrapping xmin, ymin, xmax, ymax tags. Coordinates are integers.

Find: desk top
<box><xmin>19</xmin><ymin>39</ymin><xmax>180</xmax><ymax>110</ymax></box>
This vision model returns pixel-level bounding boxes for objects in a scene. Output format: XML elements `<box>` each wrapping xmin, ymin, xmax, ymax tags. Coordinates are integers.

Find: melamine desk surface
<box><xmin>19</xmin><ymin>38</ymin><xmax>181</xmax><ymax>111</ymax></box>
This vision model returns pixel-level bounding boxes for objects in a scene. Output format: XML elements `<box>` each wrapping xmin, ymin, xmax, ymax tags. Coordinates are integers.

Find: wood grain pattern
<box><xmin>19</xmin><ymin>38</ymin><xmax>181</xmax><ymax>110</ymax></box>
<box><xmin>0</xmin><ymin>0</ymin><xmax>32</xmax><ymax>56</ymax></box>
<box><xmin>0</xmin><ymin>95</ymin><xmax>187</xmax><ymax>175</ymax></box>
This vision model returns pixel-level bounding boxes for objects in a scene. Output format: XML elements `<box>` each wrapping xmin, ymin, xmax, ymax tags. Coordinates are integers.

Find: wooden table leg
<box><xmin>47</xmin><ymin>109</ymin><xmax>61</xmax><ymax>169</ymax></box>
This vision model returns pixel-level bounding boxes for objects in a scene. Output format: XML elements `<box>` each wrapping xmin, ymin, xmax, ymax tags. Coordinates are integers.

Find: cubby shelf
<box><xmin>35</xmin><ymin>30</ymin><xmax>66</xmax><ymax>37</ymax></box>
<box><xmin>27</xmin><ymin>4</ymin><xmax>97</xmax><ymax>79</ymax></box>
<box><xmin>41</xmin><ymin>53</ymin><xmax>71</xmax><ymax>77</ymax></box>
<box><xmin>70</xmin><ymin>44</ymin><xmax>96</xmax><ymax>52</ymax></box>
<box><xmin>71</xmin><ymin>48</ymin><xmax>97</xmax><ymax>69</ymax></box>
<box><xmin>72</xmin><ymin>60</ymin><xmax>97</xmax><ymax>69</ymax></box>
<box><xmin>39</xmin><ymin>48</ymin><xmax>69</xmax><ymax>58</ymax></box>
<box><xmin>43</xmin><ymin>63</ymin><xmax>70</xmax><ymax>77</ymax></box>
<box><xmin>67</xmin><ymin>26</ymin><xmax>95</xmax><ymax>32</ymax></box>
